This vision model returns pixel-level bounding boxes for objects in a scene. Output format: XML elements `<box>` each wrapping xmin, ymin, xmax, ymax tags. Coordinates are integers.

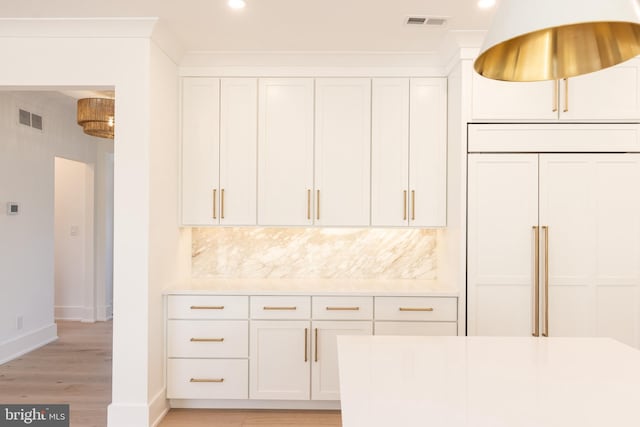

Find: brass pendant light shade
<box><xmin>474</xmin><ymin>0</ymin><xmax>640</xmax><ymax>82</ymax></box>
<box><xmin>77</xmin><ymin>98</ymin><xmax>115</xmax><ymax>139</ymax></box>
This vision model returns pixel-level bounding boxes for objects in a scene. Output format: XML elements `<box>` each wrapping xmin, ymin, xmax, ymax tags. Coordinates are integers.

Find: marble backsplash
<box><xmin>192</xmin><ymin>228</ymin><xmax>437</xmax><ymax>279</ymax></box>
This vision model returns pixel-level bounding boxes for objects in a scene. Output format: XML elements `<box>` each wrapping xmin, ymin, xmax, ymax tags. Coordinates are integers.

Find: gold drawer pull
<box><xmin>326</xmin><ymin>307</ymin><xmax>360</xmax><ymax>311</ymax></box>
<box><xmin>263</xmin><ymin>306</ymin><xmax>297</xmax><ymax>311</ymax></box>
<box><xmin>190</xmin><ymin>338</ymin><xmax>224</xmax><ymax>342</ymax></box>
<box><xmin>190</xmin><ymin>305</ymin><xmax>224</xmax><ymax>310</ymax></box>
<box><xmin>190</xmin><ymin>378</ymin><xmax>224</xmax><ymax>383</ymax></box>
<box><xmin>399</xmin><ymin>307</ymin><xmax>434</xmax><ymax>312</ymax></box>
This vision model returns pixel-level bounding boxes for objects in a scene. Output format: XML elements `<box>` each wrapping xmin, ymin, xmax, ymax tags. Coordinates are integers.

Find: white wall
<box><xmin>147</xmin><ymin>41</ymin><xmax>191</xmax><ymax>424</ymax></box>
<box><xmin>0</xmin><ymin>25</ymin><xmax>159</xmax><ymax>426</ymax></box>
<box><xmin>54</xmin><ymin>157</ymin><xmax>97</xmax><ymax>322</ymax></box>
<box><xmin>0</xmin><ymin>91</ymin><xmax>110</xmax><ymax>364</ymax></box>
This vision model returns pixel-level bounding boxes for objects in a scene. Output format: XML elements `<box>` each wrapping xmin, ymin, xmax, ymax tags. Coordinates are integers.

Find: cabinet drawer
<box><xmin>312</xmin><ymin>296</ymin><xmax>373</xmax><ymax>320</ymax></box>
<box><xmin>168</xmin><ymin>296</ymin><xmax>248</xmax><ymax>319</ymax></box>
<box><xmin>374</xmin><ymin>321</ymin><xmax>457</xmax><ymax>336</ymax></box>
<box><xmin>168</xmin><ymin>320</ymin><xmax>248</xmax><ymax>358</ymax></box>
<box><xmin>250</xmin><ymin>296</ymin><xmax>311</xmax><ymax>319</ymax></box>
<box><xmin>374</xmin><ymin>297</ymin><xmax>457</xmax><ymax>321</ymax></box>
<box><xmin>167</xmin><ymin>359</ymin><xmax>248</xmax><ymax>399</ymax></box>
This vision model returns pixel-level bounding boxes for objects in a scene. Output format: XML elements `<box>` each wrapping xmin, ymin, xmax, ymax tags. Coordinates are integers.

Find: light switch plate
<box><xmin>6</xmin><ymin>202</ymin><xmax>19</xmax><ymax>215</ymax></box>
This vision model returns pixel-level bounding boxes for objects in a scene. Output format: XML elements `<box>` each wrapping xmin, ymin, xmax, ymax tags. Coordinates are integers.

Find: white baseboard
<box><xmin>97</xmin><ymin>304</ymin><xmax>113</xmax><ymax>321</ymax></box>
<box><xmin>0</xmin><ymin>323</ymin><xmax>58</xmax><ymax>365</ymax></box>
<box><xmin>107</xmin><ymin>403</ymin><xmax>149</xmax><ymax>427</ymax></box>
<box><xmin>169</xmin><ymin>399</ymin><xmax>341</xmax><ymax>410</ymax></box>
<box><xmin>150</xmin><ymin>387</ymin><xmax>169</xmax><ymax>427</ymax></box>
<box><xmin>55</xmin><ymin>306</ymin><xmax>96</xmax><ymax>323</ymax></box>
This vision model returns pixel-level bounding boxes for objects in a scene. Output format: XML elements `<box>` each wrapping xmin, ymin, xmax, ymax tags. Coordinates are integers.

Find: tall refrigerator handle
<box><xmin>532</xmin><ymin>226</ymin><xmax>540</xmax><ymax>337</ymax></box>
<box><xmin>542</xmin><ymin>226</ymin><xmax>549</xmax><ymax>337</ymax></box>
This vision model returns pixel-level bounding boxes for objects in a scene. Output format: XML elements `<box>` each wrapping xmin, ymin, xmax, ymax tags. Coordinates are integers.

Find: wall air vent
<box><xmin>405</xmin><ymin>16</ymin><xmax>448</xmax><ymax>27</ymax></box>
<box><xmin>406</xmin><ymin>17</ymin><xmax>427</xmax><ymax>25</ymax></box>
<box><xmin>19</xmin><ymin>109</ymin><xmax>31</xmax><ymax>126</ymax></box>
<box><xmin>17</xmin><ymin>108</ymin><xmax>44</xmax><ymax>131</ymax></box>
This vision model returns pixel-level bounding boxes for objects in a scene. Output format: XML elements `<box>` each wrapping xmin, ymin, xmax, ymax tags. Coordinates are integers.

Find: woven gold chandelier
<box><xmin>77</xmin><ymin>98</ymin><xmax>115</xmax><ymax>139</ymax></box>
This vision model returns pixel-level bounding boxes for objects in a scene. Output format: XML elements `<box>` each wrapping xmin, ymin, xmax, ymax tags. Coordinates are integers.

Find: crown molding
<box><xmin>0</xmin><ymin>18</ymin><xmax>160</xmax><ymax>38</ymax></box>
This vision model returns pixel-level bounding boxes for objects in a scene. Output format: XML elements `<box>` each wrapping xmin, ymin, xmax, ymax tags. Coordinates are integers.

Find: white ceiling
<box><xmin>0</xmin><ymin>0</ymin><xmax>495</xmax><ymax>52</ymax></box>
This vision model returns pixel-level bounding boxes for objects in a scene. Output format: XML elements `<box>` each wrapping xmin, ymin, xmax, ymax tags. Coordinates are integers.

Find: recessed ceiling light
<box><xmin>478</xmin><ymin>0</ymin><xmax>496</xmax><ymax>8</ymax></box>
<box><xmin>228</xmin><ymin>0</ymin><xmax>246</xmax><ymax>9</ymax></box>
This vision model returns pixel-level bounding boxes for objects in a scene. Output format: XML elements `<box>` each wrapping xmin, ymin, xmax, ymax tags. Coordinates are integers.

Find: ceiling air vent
<box><xmin>405</xmin><ymin>16</ymin><xmax>448</xmax><ymax>27</ymax></box>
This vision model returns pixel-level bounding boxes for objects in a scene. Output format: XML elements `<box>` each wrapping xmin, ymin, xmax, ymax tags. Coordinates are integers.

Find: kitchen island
<box><xmin>338</xmin><ymin>336</ymin><xmax>640</xmax><ymax>427</ymax></box>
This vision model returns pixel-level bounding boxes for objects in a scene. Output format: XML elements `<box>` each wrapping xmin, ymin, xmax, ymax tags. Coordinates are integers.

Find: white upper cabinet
<box><xmin>371</xmin><ymin>78</ymin><xmax>447</xmax><ymax>227</ymax></box>
<box><xmin>471</xmin><ymin>58</ymin><xmax>640</xmax><ymax>122</ymax></box>
<box><xmin>181</xmin><ymin>78</ymin><xmax>220</xmax><ymax>225</ymax></box>
<box><xmin>181</xmin><ymin>77</ymin><xmax>258</xmax><ymax>226</ymax></box>
<box><xmin>314</xmin><ymin>78</ymin><xmax>371</xmax><ymax>226</ymax></box>
<box><xmin>220</xmin><ymin>78</ymin><xmax>258</xmax><ymax>225</ymax></box>
<box><xmin>371</xmin><ymin>78</ymin><xmax>410</xmax><ymax>227</ymax></box>
<box><xmin>258</xmin><ymin>78</ymin><xmax>315</xmax><ymax>226</ymax></box>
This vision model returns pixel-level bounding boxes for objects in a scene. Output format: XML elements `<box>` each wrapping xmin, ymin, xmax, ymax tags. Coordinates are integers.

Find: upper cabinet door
<box><xmin>258</xmin><ymin>79</ymin><xmax>314</xmax><ymax>226</ymax></box>
<box><xmin>220</xmin><ymin>78</ymin><xmax>258</xmax><ymax>226</ymax></box>
<box><xmin>181</xmin><ymin>78</ymin><xmax>220</xmax><ymax>225</ymax></box>
<box><xmin>409</xmin><ymin>78</ymin><xmax>447</xmax><ymax>227</ymax></box>
<box><xmin>471</xmin><ymin>72</ymin><xmax>558</xmax><ymax>121</ymax></box>
<box><xmin>315</xmin><ymin>78</ymin><xmax>371</xmax><ymax>226</ymax></box>
<box><xmin>559</xmin><ymin>58</ymin><xmax>640</xmax><ymax>121</ymax></box>
<box><xmin>371</xmin><ymin>78</ymin><xmax>410</xmax><ymax>227</ymax></box>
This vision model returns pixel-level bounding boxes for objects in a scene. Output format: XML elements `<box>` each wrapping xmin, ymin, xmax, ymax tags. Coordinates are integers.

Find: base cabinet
<box><xmin>249</xmin><ymin>320</ymin><xmax>311</xmax><ymax>400</ymax></box>
<box><xmin>167</xmin><ymin>293</ymin><xmax>457</xmax><ymax>406</ymax></box>
<box><xmin>311</xmin><ymin>321</ymin><xmax>373</xmax><ymax>401</ymax></box>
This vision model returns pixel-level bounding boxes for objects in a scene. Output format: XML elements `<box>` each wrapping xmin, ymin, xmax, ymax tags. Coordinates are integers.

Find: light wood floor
<box><xmin>158</xmin><ymin>409</ymin><xmax>342</xmax><ymax>427</ymax></box>
<box><xmin>0</xmin><ymin>320</ymin><xmax>113</xmax><ymax>427</ymax></box>
<box><xmin>0</xmin><ymin>321</ymin><xmax>342</xmax><ymax>427</ymax></box>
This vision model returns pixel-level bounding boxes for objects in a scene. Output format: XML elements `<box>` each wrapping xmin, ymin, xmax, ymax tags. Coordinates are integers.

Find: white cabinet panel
<box><xmin>168</xmin><ymin>320</ymin><xmax>248</xmax><ymax>358</ymax></box>
<box><xmin>374</xmin><ymin>296</ymin><xmax>457</xmax><ymax>322</ymax></box>
<box><xmin>167</xmin><ymin>359</ymin><xmax>248</xmax><ymax>399</ymax></box>
<box><xmin>409</xmin><ymin>78</ymin><xmax>447</xmax><ymax>226</ymax></box>
<box><xmin>258</xmin><ymin>78</ymin><xmax>314</xmax><ymax>226</ymax></box>
<box><xmin>560</xmin><ymin>59</ymin><xmax>640</xmax><ymax>121</ymax></box>
<box><xmin>219</xmin><ymin>78</ymin><xmax>257</xmax><ymax>225</ymax></box>
<box><xmin>371</xmin><ymin>78</ymin><xmax>410</xmax><ymax>226</ymax></box>
<box><xmin>249</xmin><ymin>320</ymin><xmax>310</xmax><ymax>400</ymax></box>
<box><xmin>467</xmin><ymin>154</ymin><xmax>539</xmax><ymax>336</ymax></box>
<box><xmin>181</xmin><ymin>77</ymin><xmax>220</xmax><ymax>225</ymax></box>
<box><xmin>471</xmin><ymin>58</ymin><xmax>640</xmax><ymax>122</ymax></box>
<box><xmin>311</xmin><ymin>321</ymin><xmax>372</xmax><ymax>400</ymax></box>
<box><xmin>311</xmin><ymin>296</ymin><xmax>373</xmax><ymax>320</ymax></box>
<box><xmin>315</xmin><ymin>78</ymin><xmax>371</xmax><ymax>226</ymax></box>
<box><xmin>469</xmin><ymin>151</ymin><xmax>640</xmax><ymax>347</ymax></box>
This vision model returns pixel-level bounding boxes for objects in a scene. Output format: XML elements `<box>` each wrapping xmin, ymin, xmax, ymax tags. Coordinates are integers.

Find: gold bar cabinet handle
<box><xmin>304</xmin><ymin>328</ymin><xmax>308</xmax><ymax>362</ymax></box>
<box><xmin>212</xmin><ymin>189</ymin><xmax>217</xmax><ymax>219</ymax></box>
<box><xmin>314</xmin><ymin>328</ymin><xmax>318</xmax><ymax>363</ymax></box>
<box><xmin>190</xmin><ymin>338</ymin><xmax>224</xmax><ymax>342</ymax></box>
<box><xmin>316</xmin><ymin>189</ymin><xmax>320</xmax><ymax>220</ymax></box>
<box><xmin>326</xmin><ymin>306</ymin><xmax>360</xmax><ymax>311</ymax></box>
<box><xmin>542</xmin><ymin>225</ymin><xmax>550</xmax><ymax>337</ymax></box>
<box><xmin>307</xmin><ymin>189</ymin><xmax>311</xmax><ymax>220</ymax></box>
<box><xmin>411</xmin><ymin>190</ymin><xmax>416</xmax><ymax>221</ymax></box>
<box><xmin>532</xmin><ymin>226</ymin><xmax>540</xmax><ymax>337</ymax></box>
<box><xmin>403</xmin><ymin>190</ymin><xmax>407</xmax><ymax>221</ymax></box>
<box><xmin>563</xmin><ymin>78</ymin><xmax>569</xmax><ymax>113</ymax></box>
<box><xmin>399</xmin><ymin>307</ymin><xmax>433</xmax><ymax>312</ymax></box>
<box><xmin>263</xmin><ymin>306</ymin><xmax>297</xmax><ymax>311</ymax></box>
<box><xmin>190</xmin><ymin>378</ymin><xmax>224</xmax><ymax>383</ymax></box>
<box><xmin>552</xmin><ymin>80</ymin><xmax>559</xmax><ymax>113</ymax></box>
<box><xmin>190</xmin><ymin>305</ymin><xmax>224</xmax><ymax>310</ymax></box>
<box><xmin>221</xmin><ymin>188</ymin><xmax>225</xmax><ymax>219</ymax></box>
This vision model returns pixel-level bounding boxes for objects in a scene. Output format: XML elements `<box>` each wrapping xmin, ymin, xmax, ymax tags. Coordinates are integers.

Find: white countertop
<box><xmin>338</xmin><ymin>336</ymin><xmax>640</xmax><ymax>427</ymax></box>
<box><xmin>165</xmin><ymin>278</ymin><xmax>458</xmax><ymax>296</ymax></box>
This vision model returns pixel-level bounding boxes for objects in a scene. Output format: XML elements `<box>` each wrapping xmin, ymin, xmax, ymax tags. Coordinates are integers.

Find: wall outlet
<box><xmin>16</xmin><ymin>315</ymin><xmax>23</xmax><ymax>330</ymax></box>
